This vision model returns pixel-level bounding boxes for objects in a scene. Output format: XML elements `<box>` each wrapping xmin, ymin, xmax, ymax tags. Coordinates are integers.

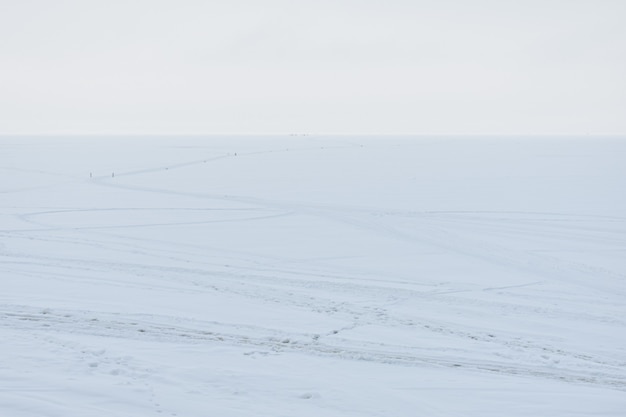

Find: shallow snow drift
<box><xmin>1</xmin><ymin>135</ymin><xmax>626</xmax><ymax>416</ymax></box>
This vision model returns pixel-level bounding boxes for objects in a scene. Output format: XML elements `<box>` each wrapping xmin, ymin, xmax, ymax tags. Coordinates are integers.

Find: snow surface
<box><xmin>1</xmin><ymin>135</ymin><xmax>626</xmax><ymax>416</ymax></box>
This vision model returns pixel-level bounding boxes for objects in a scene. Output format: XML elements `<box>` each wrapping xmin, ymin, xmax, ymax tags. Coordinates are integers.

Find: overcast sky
<box><xmin>1</xmin><ymin>0</ymin><xmax>625</xmax><ymax>135</ymax></box>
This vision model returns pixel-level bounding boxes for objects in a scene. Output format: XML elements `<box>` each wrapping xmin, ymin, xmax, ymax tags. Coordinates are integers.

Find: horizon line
<box><xmin>1</xmin><ymin>132</ymin><xmax>625</xmax><ymax>137</ymax></box>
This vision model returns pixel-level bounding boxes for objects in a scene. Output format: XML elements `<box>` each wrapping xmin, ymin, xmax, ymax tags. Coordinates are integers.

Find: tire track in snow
<box><xmin>2</xmin><ymin>305</ymin><xmax>625</xmax><ymax>391</ymax></box>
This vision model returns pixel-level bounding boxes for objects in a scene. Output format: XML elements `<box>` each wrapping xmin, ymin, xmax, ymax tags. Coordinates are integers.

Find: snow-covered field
<box><xmin>2</xmin><ymin>135</ymin><xmax>625</xmax><ymax>416</ymax></box>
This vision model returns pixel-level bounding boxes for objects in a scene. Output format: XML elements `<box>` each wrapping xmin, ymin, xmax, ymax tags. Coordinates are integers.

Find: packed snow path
<box><xmin>2</xmin><ymin>135</ymin><xmax>626</xmax><ymax>416</ymax></box>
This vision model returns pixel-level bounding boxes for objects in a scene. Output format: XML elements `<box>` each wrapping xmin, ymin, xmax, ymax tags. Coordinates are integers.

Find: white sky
<box><xmin>1</xmin><ymin>0</ymin><xmax>625</xmax><ymax>134</ymax></box>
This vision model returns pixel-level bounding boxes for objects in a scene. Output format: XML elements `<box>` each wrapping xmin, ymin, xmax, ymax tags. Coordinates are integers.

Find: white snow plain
<box><xmin>1</xmin><ymin>135</ymin><xmax>626</xmax><ymax>416</ymax></box>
